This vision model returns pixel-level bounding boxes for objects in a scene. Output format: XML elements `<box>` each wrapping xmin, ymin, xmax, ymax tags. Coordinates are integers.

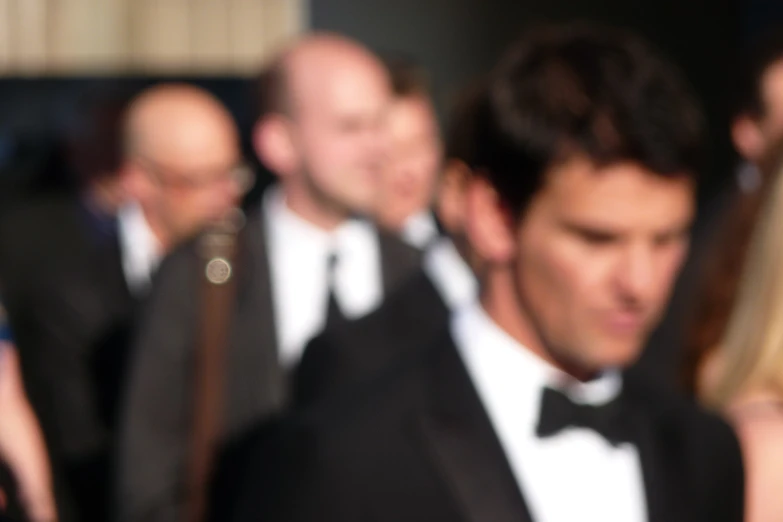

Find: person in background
<box><xmin>375</xmin><ymin>59</ymin><xmax>443</xmax><ymax>251</ymax></box>
<box><xmin>118</xmin><ymin>84</ymin><xmax>247</xmax><ymax>294</ymax></box>
<box><xmin>697</xmin><ymin>153</ymin><xmax>783</xmax><ymax>522</ymax></box>
<box><xmin>117</xmin><ymin>33</ymin><xmax>421</xmax><ymax>522</ymax></box>
<box><xmin>292</xmin><ymin>83</ymin><xmax>483</xmax><ymax>411</ymax></box>
<box><xmin>643</xmin><ymin>25</ymin><xmax>783</xmax><ymax>394</ymax></box>
<box><xmin>683</xmin><ymin>141</ymin><xmax>783</xmax><ymax>394</ymax></box>
<box><xmin>0</xmin><ymin>295</ymin><xmax>57</xmax><ymax>522</ymax></box>
<box><xmin>0</xmin><ymin>92</ymin><xmax>133</xmax><ymax>522</ymax></box>
<box><xmin>266</xmin><ymin>24</ymin><xmax>743</xmax><ymax>522</ymax></box>
<box><xmin>730</xmin><ymin>26</ymin><xmax>783</xmax><ymax>186</ymax></box>
<box><xmin>0</xmin><ymin>83</ymin><xmax>244</xmax><ymax>522</ymax></box>
<box><xmin>222</xmin><ymin>85</ymin><xmax>484</xmax><ymax>522</ymax></box>
<box><xmin>676</xmin><ymin>27</ymin><xmax>783</xmax><ymax>394</ymax></box>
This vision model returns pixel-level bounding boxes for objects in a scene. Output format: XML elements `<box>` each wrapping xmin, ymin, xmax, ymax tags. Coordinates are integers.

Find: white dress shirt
<box><xmin>423</xmin><ymin>236</ymin><xmax>477</xmax><ymax>310</ymax></box>
<box><xmin>400</xmin><ymin>210</ymin><xmax>439</xmax><ymax>250</ymax></box>
<box><xmin>264</xmin><ymin>186</ymin><xmax>384</xmax><ymax>367</ymax></box>
<box><xmin>401</xmin><ymin>208</ymin><xmax>477</xmax><ymax>310</ymax></box>
<box><xmin>117</xmin><ymin>202</ymin><xmax>163</xmax><ymax>297</ymax></box>
<box><xmin>452</xmin><ymin>301</ymin><xmax>648</xmax><ymax>522</ymax></box>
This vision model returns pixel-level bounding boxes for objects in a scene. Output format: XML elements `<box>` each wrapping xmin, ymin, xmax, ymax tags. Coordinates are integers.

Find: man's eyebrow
<box><xmin>560</xmin><ymin>221</ymin><xmax>623</xmax><ymax>237</ymax></box>
<box><xmin>654</xmin><ymin>223</ymin><xmax>693</xmax><ymax>239</ymax></box>
<box><xmin>559</xmin><ymin>220</ymin><xmax>693</xmax><ymax>240</ymax></box>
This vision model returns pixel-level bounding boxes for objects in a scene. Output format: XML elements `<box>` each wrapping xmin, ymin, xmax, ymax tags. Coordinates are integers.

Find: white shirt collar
<box><xmin>453</xmin><ymin>300</ymin><xmax>622</xmax><ymax>432</ymax></box>
<box><xmin>117</xmin><ymin>202</ymin><xmax>163</xmax><ymax>296</ymax></box>
<box><xmin>423</xmin><ymin>237</ymin><xmax>477</xmax><ymax>310</ymax></box>
<box><xmin>400</xmin><ymin>210</ymin><xmax>439</xmax><ymax>250</ymax></box>
<box><xmin>263</xmin><ymin>185</ymin><xmax>384</xmax><ymax>366</ymax></box>
<box><xmin>452</xmin><ymin>300</ymin><xmax>645</xmax><ymax>522</ymax></box>
<box><xmin>264</xmin><ymin>184</ymin><xmax>378</xmax><ymax>255</ymax></box>
<box><xmin>265</xmin><ymin>184</ymin><xmax>338</xmax><ymax>250</ymax></box>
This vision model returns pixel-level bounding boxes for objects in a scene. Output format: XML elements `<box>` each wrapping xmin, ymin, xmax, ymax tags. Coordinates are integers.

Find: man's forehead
<box><xmin>538</xmin><ymin>158</ymin><xmax>695</xmax><ymax>224</ymax></box>
<box><xmin>286</xmin><ymin>48</ymin><xmax>389</xmax><ymax>111</ymax></box>
<box><xmin>146</xmin><ymin>129</ymin><xmax>240</xmax><ymax>178</ymax></box>
<box><xmin>389</xmin><ymin>97</ymin><xmax>438</xmax><ymax>134</ymax></box>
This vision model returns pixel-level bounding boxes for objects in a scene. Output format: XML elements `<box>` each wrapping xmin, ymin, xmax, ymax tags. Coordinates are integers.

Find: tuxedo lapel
<box><xmin>223</xmin><ymin>207</ymin><xmax>287</xmax><ymax>436</ymax></box>
<box><xmin>624</xmin><ymin>390</ymin><xmax>692</xmax><ymax>522</ymax></box>
<box><xmin>385</xmin><ymin>270</ymin><xmax>450</xmax><ymax>348</ymax></box>
<box><xmin>416</xmin><ymin>333</ymin><xmax>533</xmax><ymax>522</ymax></box>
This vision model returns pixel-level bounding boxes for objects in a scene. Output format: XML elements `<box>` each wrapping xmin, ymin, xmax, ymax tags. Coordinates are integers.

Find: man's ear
<box><xmin>435</xmin><ymin>159</ymin><xmax>471</xmax><ymax>234</ymax></box>
<box><xmin>731</xmin><ymin>115</ymin><xmax>766</xmax><ymax>162</ymax></box>
<box><xmin>464</xmin><ymin>175</ymin><xmax>517</xmax><ymax>265</ymax></box>
<box><xmin>253</xmin><ymin>115</ymin><xmax>297</xmax><ymax>178</ymax></box>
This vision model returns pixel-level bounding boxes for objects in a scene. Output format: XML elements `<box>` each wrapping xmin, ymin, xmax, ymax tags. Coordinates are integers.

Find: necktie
<box><xmin>324</xmin><ymin>252</ymin><xmax>345</xmax><ymax>330</ymax></box>
<box><xmin>536</xmin><ymin>387</ymin><xmax>630</xmax><ymax>445</ymax></box>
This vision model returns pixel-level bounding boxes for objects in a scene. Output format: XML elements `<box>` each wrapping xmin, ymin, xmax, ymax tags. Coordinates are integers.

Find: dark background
<box><xmin>0</xmin><ymin>0</ymin><xmax>780</xmax><ymax>207</ymax></box>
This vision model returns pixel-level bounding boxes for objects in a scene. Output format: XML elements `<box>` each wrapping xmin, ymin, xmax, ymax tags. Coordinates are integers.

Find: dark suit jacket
<box><xmin>0</xmin><ymin>194</ymin><xmax>137</xmax><ymax>522</ymax></box>
<box><xmin>236</xmin><ymin>330</ymin><xmax>745</xmax><ymax>522</ymax></box>
<box><xmin>294</xmin><ymin>268</ymin><xmax>449</xmax><ymax>411</ymax></box>
<box><xmin>117</xmin><ymin>203</ymin><xmax>421</xmax><ymax>522</ymax></box>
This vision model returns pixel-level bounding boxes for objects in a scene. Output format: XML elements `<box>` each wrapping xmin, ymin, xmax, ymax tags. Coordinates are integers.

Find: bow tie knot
<box><xmin>536</xmin><ymin>387</ymin><xmax>630</xmax><ymax>446</ymax></box>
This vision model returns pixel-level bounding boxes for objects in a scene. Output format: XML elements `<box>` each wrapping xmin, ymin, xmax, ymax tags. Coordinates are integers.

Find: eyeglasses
<box><xmin>134</xmin><ymin>156</ymin><xmax>254</xmax><ymax>194</ymax></box>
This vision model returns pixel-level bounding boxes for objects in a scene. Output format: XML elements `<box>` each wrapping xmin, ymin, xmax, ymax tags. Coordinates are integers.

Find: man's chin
<box><xmin>338</xmin><ymin>195</ymin><xmax>375</xmax><ymax>217</ymax></box>
<box><xmin>594</xmin><ymin>342</ymin><xmax>645</xmax><ymax>370</ymax></box>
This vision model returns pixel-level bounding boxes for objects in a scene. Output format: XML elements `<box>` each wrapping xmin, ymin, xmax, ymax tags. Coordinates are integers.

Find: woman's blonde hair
<box><xmin>706</xmin><ymin>159</ymin><xmax>783</xmax><ymax>408</ymax></box>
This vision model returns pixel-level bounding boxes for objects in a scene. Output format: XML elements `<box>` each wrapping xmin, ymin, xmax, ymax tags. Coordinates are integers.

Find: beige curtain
<box><xmin>0</xmin><ymin>0</ymin><xmax>305</xmax><ymax>75</ymax></box>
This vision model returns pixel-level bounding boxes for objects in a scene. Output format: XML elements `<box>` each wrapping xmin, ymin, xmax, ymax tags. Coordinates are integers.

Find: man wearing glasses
<box><xmin>0</xmin><ymin>83</ymin><xmax>245</xmax><ymax>522</ymax></box>
<box><xmin>117</xmin><ymin>83</ymin><xmax>247</xmax><ymax>295</ymax></box>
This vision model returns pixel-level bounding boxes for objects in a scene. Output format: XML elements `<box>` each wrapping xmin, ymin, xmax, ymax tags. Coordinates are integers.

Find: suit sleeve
<box><xmin>116</xmin><ymin>246</ymin><xmax>199</xmax><ymax>522</ymax></box>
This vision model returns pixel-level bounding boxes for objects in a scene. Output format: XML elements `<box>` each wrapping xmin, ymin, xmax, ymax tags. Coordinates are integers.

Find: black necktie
<box><xmin>536</xmin><ymin>387</ymin><xmax>630</xmax><ymax>446</ymax></box>
<box><xmin>324</xmin><ymin>252</ymin><xmax>345</xmax><ymax>330</ymax></box>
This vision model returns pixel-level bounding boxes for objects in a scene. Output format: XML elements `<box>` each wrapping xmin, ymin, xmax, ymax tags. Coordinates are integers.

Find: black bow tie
<box><xmin>536</xmin><ymin>387</ymin><xmax>630</xmax><ymax>446</ymax></box>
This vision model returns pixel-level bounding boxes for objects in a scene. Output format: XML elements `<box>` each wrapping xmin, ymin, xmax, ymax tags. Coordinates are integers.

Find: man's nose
<box><xmin>616</xmin><ymin>244</ymin><xmax>656</xmax><ymax>304</ymax></box>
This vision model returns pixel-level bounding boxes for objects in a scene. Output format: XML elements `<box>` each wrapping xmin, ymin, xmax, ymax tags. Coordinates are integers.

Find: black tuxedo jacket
<box><xmin>117</xmin><ymin>203</ymin><xmax>421</xmax><ymax>522</ymax></box>
<box><xmin>207</xmin><ymin>267</ymin><xmax>450</xmax><ymax>522</ymax></box>
<box><xmin>294</xmin><ymin>268</ymin><xmax>450</xmax><ymax>411</ymax></box>
<box><xmin>236</xmin><ymin>330</ymin><xmax>744</xmax><ymax>522</ymax></box>
<box><xmin>0</xmin><ymin>194</ymin><xmax>137</xmax><ymax>522</ymax></box>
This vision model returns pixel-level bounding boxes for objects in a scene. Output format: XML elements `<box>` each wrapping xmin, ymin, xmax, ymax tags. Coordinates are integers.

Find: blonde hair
<box><xmin>705</xmin><ymin>160</ymin><xmax>783</xmax><ymax>408</ymax></box>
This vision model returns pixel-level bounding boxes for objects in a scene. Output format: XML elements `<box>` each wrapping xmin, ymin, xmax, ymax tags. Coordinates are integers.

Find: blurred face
<box><xmin>290</xmin><ymin>60</ymin><xmax>391</xmax><ymax>216</ymax></box>
<box><xmin>134</xmin><ymin>124</ymin><xmax>243</xmax><ymax>246</ymax></box>
<box><xmin>377</xmin><ymin>95</ymin><xmax>442</xmax><ymax>230</ymax></box>
<box><xmin>758</xmin><ymin>61</ymin><xmax>783</xmax><ymax>149</ymax></box>
<box><xmin>475</xmin><ymin>158</ymin><xmax>694</xmax><ymax>375</ymax></box>
<box><xmin>735</xmin><ymin>61</ymin><xmax>783</xmax><ymax>163</ymax></box>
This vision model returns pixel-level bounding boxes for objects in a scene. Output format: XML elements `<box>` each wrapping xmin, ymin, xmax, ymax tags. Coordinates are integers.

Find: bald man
<box><xmin>118</xmin><ymin>84</ymin><xmax>245</xmax><ymax>293</ymax></box>
<box><xmin>0</xmin><ymin>84</ymin><xmax>242</xmax><ymax>522</ymax></box>
<box><xmin>117</xmin><ymin>34</ymin><xmax>420</xmax><ymax>522</ymax></box>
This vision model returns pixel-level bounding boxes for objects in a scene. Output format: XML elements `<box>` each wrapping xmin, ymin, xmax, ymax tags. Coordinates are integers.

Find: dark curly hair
<box><xmin>473</xmin><ymin>23</ymin><xmax>705</xmax><ymax>218</ymax></box>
